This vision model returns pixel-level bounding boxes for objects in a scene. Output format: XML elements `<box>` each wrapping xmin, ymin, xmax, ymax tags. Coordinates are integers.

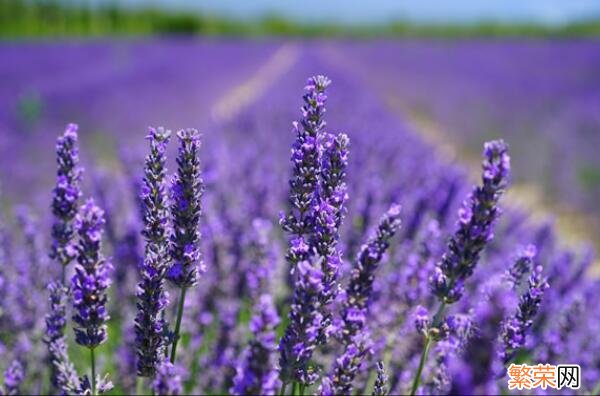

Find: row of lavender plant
<box><xmin>1</xmin><ymin>72</ymin><xmax>599</xmax><ymax>396</ymax></box>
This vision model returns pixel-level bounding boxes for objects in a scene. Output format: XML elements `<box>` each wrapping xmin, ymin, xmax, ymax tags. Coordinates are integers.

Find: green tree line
<box><xmin>2</xmin><ymin>0</ymin><xmax>600</xmax><ymax>38</ymax></box>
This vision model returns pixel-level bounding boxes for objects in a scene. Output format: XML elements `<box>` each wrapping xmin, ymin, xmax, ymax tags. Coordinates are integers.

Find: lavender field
<box><xmin>0</xmin><ymin>39</ymin><xmax>599</xmax><ymax>396</ymax></box>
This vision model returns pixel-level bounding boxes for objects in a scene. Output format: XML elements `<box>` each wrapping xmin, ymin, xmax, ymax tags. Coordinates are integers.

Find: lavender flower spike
<box><xmin>1</xmin><ymin>360</ymin><xmax>24</xmax><ymax>396</ymax></box>
<box><xmin>278</xmin><ymin>76</ymin><xmax>332</xmax><ymax>388</ymax></box>
<box><xmin>231</xmin><ymin>294</ymin><xmax>281</xmax><ymax>395</ymax></box>
<box><xmin>342</xmin><ymin>204</ymin><xmax>402</xmax><ymax>341</ymax></box>
<box><xmin>152</xmin><ymin>360</ymin><xmax>183</xmax><ymax>396</ymax></box>
<box><xmin>372</xmin><ymin>361</ymin><xmax>388</xmax><ymax>396</ymax></box>
<box><xmin>315</xmin><ymin>133</ymin><xmax>349</xmax><ymax>341</ymax></box>
<box><xmin>167</xmin><ymin>128</ymin><xmax>204</xmax><ymax>364</ymax></box>
<box><xmin>167</xmin><ymin>128</ymin><xmax>204</xmax><ymax>288</ymax></box>
<box><xmin>280</xmin><ymin>75</ymin><xmax>331</xmax><ymax>268</ymax></box>
<box><xmin>135</xmin><ymin>127</ymin><xmax>172</xmax><ymax>377</ymax></box>
<box><xmin>44</xmin><ymin>282</ymin><xmax>71</xmax><ymax>390</ymax></box>
<box><xmin>319</xmin><ymin>335</ymin><xmax>370</xmax><ymax>396</ymax></box>
<box><xmin>71</xmin><ymin>199</ymin><xmax>112</xmax><ymax>395</ymax></box>
<box><xmin>279</xmin><ymin>260</ymin><xmax>324</xmax><ymax>386</ymax></box>
<box><xmin>506</xmin><ymin>244</ymin><xmax>537</xmax><ymax>289</ymax></box>
<box><xmin>431</xmin><ymin>140</ymin><xmax>510</xmax><ymax>304</ymax></box>
<box><xmin>50</xmin><ymin>123</ymin><xmax>82</xmax><ymax>280</ymax></box>
<box><xmin>499</xmin><ymin>265</ymin><xmax>549</xmax><ymax>364</ymax></box>
<box><xmin>45</xmin><ymin>282</ymin><xmax>83</xmax><ymax>394</ymax></box>
<box><xmin>413</xmin><ymin>140</ymin><xmax>509</xmax><ymax>396</ymax></box>
<box><xmin>72</xmin><ymin>199</ymin><xmax>112</xmax><ymax>348</ymax></box>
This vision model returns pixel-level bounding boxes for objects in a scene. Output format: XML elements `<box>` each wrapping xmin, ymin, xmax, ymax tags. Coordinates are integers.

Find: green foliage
<box><xmin>577</xmin><ymin>165</ymin><xmax>600</xmax><ymax>190</ymax></box>
<box><xmin>16</xmin><ymin>90</ymin><xmax>43</xmax><ymax>131</ymax></box>
<box><xmin>2</xmin><ymin>0</ymin><xmax>600</xmax><ymax>38</ymax></box>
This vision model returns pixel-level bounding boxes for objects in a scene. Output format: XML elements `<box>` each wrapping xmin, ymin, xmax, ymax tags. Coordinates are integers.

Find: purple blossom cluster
<box><xmin>50</xmin><ymin>123</ymin><xmax>82</xmax><ymax>281</ymax></box>
<box><xmin>231</xmin><ymin>294</ymin><xmax>281</xmax><ymax>395</ymax></box>
<box><xmin>167</xmin><ymin>128</ymin><xmax>205</xmax><ymax>288</ymax></box>
<box><xmin>431</xmin><ymin>140</ymin><xmax>510</xmax><ymax>305</ymax></box>
<box><xmin>135</xmin><ymin>127</ymin><xmax>172</xmax><ymax>377</ymax></box>
<box><xmin>499</xmin><ymin>264</ymin><xmax>549</xmax><ymax>364</ymax></box>
<box><xmin>71</xmin><ymin>199</ymin><xmax>112</xmax><ymax>349</ymax></box>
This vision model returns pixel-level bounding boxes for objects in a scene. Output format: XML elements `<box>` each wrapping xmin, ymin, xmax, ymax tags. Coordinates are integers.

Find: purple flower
<box><xmin>71</xmin><ymin>199</ymin><xmax>112</xmax><ymax>349</ymax></box>
<box><xmin>320</xmin><ymin>334</ymin><xmax>370</xmax><ymax>395</ymax></box>
<box><xmin>431</xmin><ymin>140</ymin><xmax>510</xmax><ymax>304</ymax></box>
<box><xmin>231</xmin><ymin>294</ymin><xmax>280</xmax><ymax>395</ymax></box>
<box><xmin>414</xmin><ymin>306</ymin><xmax>430</xmax><ymax>336</ymax></box>
<box><xmin>2</xmin><ymin>360</ymin><xmax>24</xmax><ymax>396</ymax></box>
<box><xmin>279</xmin><ymin>260</ymin><xmax>324</xmax><ymax>385</ymax></box>
<box><xmin>152</xmin><ymin>360</ymin><xmax>183</xmax><ymax>396</ymax></box>
<box><xmin>315</xmin><ymin>133</ymin><xmax>350</xmax><ymax>342</ymax></box>
<box><xmin>499</xmin><ymin>265</ymin><xmax>549</xmax><ymax>364</ymax></box>
<box><xmin>506</xmin><ymin>244</ymin><xmax>537</xmax><ymax>288</ymax></box>
<box><xmin>341</xmin><ymin>204</ymin><xmax>402</xmax><ymax>341</ymax></box>
<box><xmin>279</xmin><ymin>75</ymin><xmax>333</xmax><ymax>386</ymax></box>
<box><xmin>50</xmin><ymin>123</ymin><xmax>82</xmax><ymax>276</ymax></box>
<box><xmin>323</xmin><ymin>205</ymin><xmax>400</xmax><ymax>394</ymax></box>
<box><xmin>167</xmin><ymin>128</ymin><xmax>204</xmax><ymax>288</ymax></box>
<box><xmin>280</xmin><ymin>75</ymin><xmax>331</xmax><ymax>265</ymax></box>
<box><xmin>135</xmin><ymin>127</ymin><xmax>172</xmax><ymax>377</ymax></box>
<box><xmin>373</xmin><ymin>361</ymin><xmax>388</xmax><ymax>396</ymax></box>
<box><xmin>44</xmin><ymin>282</ymin><xmax>83</xmax><ymax>394</ymax></box>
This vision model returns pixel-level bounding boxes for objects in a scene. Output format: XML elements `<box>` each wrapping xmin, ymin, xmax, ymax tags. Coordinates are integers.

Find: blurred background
<box><xmin>1</xmin><ymin>0</ymin><xmax>599</xmax><ymax>251</ymax></box>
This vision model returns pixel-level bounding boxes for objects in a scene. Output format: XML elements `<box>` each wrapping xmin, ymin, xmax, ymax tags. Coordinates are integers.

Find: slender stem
<box><xmin>291</xmin><ymin>381</ymin><xmax>299</xmax><ymax>396</ymax></box>
<box><xmin>432</xmin><ymin>302</ymin><xmax>447</xmax><ymax>327</ymax></box>
<box><xmin>410</xmin><ymin>302</ymin><xmax>447</xmax><ymax>396</ymax></box>
<box><xmin>90</xmin><ymin>348</ymin><xmax>96</xmax><ymax>396</ymax></box>
<box><xmin>61</xmin><ymin>265</ymin><xmax>66</xmax><ymax>285</ymax></box>
<box><xmin>592</xmin><ymin>380</ymin><xmax>600</xmax><ymax>396</ymax></box>
<box><xmin>279</xmin><ymin>381</ymin><xmax>288</xmax><ymax>396</ymax></box>
<box><xmin>136</xmin><ymin>377</ymin><xmax>145</xmax><ymax>395</ymax></box>
<box><xmin>170</xmin><ymin>287</ymin><xmax>188</xmax><ymax>363</ymax></box>
<box><xmin>299</xmin><ymin>383</ymin><xmax>306</xmax><ymax>395</ymax></box>
<box><xmin>410</xmin><ymin>335</ymin><xmax>431</xmax><ymax>396</ymax></box>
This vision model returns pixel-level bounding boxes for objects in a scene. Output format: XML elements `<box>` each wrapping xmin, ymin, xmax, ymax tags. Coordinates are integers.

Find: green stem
<box><xmin>136</xmin><ymin>377</ymin><xmax>145</xmax><ymax>395</ymax></box>
<box><xmin>410</xmin><ymin>302</ymin><xmax>447</xmax><ymax>396</ymax></box>
<box><xmin>170</xmin><ymin>287</ymin><xmax>188</xmax><ymax>364</ymax></box>
<box><xmin>291</xmin><ymin>381</ymin><xmax>300</xmax><ymax>395</ymax></box>
<box><xmin>90</xmin><ymin>348</ymin><xmax>96</xmax><ymax>396</ymax></box>
<box><xmin>432</xmin><ymin>302</ymin><xmax>447</xmax><ymax>327</ymax></box>
<box><xmin>299</xmin><ymin>383</ymin><xmax>306</xmax><ymax>395</ymax></box>
<box><xmin>592</xmin><ymin>380</ymin><xmax>600</xmax><ymax>396</ymax></box>
<box><xmin>410</xmin><ymin>335</ymin><xmax>431</xmax><ymax>396</ymax></box>
<box><xmin>279</xmin><ymin>382</ymin><xmax>288</xmax><ymax>396</ymax></box>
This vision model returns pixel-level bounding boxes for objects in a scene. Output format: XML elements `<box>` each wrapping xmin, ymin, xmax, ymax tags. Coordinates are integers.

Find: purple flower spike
<box><xmin>152</xmin><ymin>360</ymin><xmax>183</xmax><ymax>396</ymax></box>
<box><xmin>44</xmin><ymin>282</ymin><xmax>82</xmax><ymax>394</ymax></box>
<box><xmin>50</xmin><ymin>123</ymin><xmax>82</xmax><ymax>273</ymax></box>
<box><xmin>431</xmin><ymin>140</ymin><xmax>510</xmax><ymax>304</ymax></box>
<box><xmin>372</xmin><ymin>361</ymin><xmax>388</xmax><ymax>396</ymax></box>
<box><xmin>167</xmin><ymin>128</ymin><xmax>204</xmax><ymax>288</ymax></box>
<box><xmin>506</xmin><ymin>244</ymin><xmax>537</xmax><ymax>289</ymax></box>
<box><xmin>341</xmin><ymin>204</ymin><xmax>402</xmax><ymax>341</ymax></box>
<box><xmin>499</xmin><ymin>265</ymin><xmax>549</xmax><ymax>364</ymax></box>
<box><xmin>136</xmin><ymin>127</ymin><xmax>172</xmax><ymax>377</ymax></box>
<box><xmin>279</xmin><ymin>76</ymin><xmax>333</xmax><ymax>387</ymax></box>
<box><xmin>279</xmin><ymin>260</ymin><xmax>324</xmax><ymax>385</ymax></box>
<box><xmin>231</xmin><ymin>294</ymin><xmax>281</xmax><ymax>395</ymax></box>
<box><xmin>2</xmin><ymin>360</ymin><xmax>24</xmax><ymax>396</ymax></box>
<box><xmin>280</xmin><ymin>75</ymin><xmax>331</xmax><ymax>266</ymax></box>
<box><xmin>315</xmin><ymin>132</ymin><xmax>350</xmax><ymax>342</ymax></box>
<box><xmin>320</xmin><ymin>334</ymin><xmax>370</xmax><ymax>395</ymax></box>
<box><xmin>71</xmin><ymin>199</ymin><xmax>112</xmax><ymax>349</ymax></box>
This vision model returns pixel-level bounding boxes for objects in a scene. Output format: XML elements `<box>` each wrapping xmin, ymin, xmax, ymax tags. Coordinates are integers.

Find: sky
<box><xmin>101</xmin><ymin>0</ymin><xmax>600</xmax><ymax>25</ymax></box>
